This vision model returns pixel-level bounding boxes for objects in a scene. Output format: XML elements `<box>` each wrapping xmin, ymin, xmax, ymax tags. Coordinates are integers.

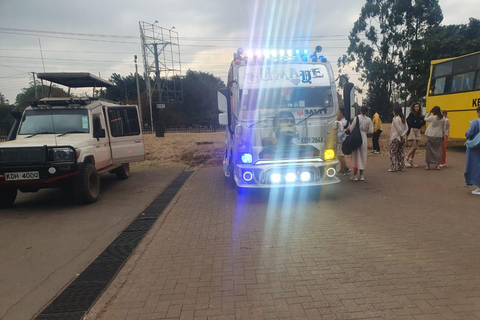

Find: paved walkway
<box><xmin>86</xmin><ymin>151</ymin><xmax>480</xmax><ymax>320</ymax></box>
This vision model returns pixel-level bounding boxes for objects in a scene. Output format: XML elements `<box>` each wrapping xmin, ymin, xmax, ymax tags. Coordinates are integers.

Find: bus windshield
<box><xmin>237</xmin><ymin>86</ymin><xmax>334</xmax><ymax>121</ymax></box>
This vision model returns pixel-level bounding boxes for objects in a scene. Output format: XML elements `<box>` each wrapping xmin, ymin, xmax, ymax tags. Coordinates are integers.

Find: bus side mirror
<box><xmin>218</xmin><ymin>88</ymin><xmax>231</xmax><ymax>130</ymax></box>
<box><xmin>219</xmin><ymin>113</ymin><xmax>228</xmax><ymax>126</ymax></box>
<box><xmin>218</xmin><ymin>89</ymin><xmax>229</xmax><ymax>113</ymax></box>
<box><xmin>343</xmin><ymin>82</ymin><xmax>355</xmax><ymax>122</ymax></box>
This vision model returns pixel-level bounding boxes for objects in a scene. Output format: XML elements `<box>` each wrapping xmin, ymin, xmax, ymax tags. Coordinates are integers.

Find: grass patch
<box><xmin>131</xmin><ymin>132</ymin><xmax>225</xmax><ymax>169</ymax></box>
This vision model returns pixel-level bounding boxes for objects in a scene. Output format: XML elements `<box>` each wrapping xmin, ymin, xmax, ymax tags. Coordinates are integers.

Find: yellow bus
<box><xmin>426</xmin><ymin>51</ymin><xmax>480</xmax><ymax>138</ymax></box>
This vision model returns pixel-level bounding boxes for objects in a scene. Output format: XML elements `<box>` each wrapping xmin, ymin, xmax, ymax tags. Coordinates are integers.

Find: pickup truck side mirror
<box><xmin>11</xmin><ymin>108</ymin><xmax>22</xmax><ymax>120</ymax></box>
<box><xmin>97</xmin><ymin>129</ymin><xmax>106</xmax><ymax>138</ymax></box>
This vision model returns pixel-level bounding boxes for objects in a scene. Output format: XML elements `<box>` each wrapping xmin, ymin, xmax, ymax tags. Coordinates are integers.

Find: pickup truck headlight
<box><xmin>51</xmin><ymin>147</ymin><xmax>76</xmax><ymax>162</ymax></box>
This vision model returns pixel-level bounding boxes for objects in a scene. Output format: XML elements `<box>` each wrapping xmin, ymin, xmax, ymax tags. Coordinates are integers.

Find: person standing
<box><xmin>372</xmin><ymin>112</ymin><xmax>382</xmax><ymax>154</ymax></box>
<box><xmin>440</xmin><ymin>110</ymin><xmax>450</xmax><ymax>168</ymax></box>
<box><xmin>465</xmin><ymin>107</ymin><xmax>480</xmax><ymax>195</ymax></box>
<box><xmin>424</xmin><ymin>106</ymin><xmax>446</xmax><ymax>170</ymax></box>
<box><xmin>347</xmin><ymin>105</ymin><xmax>374</xmax><ymax>181</ymax></box>
<box><xmin>336</xmin><ymin>108</ymin><xmax>350</xmax><ymax>175</ymax></box>
<box><xmin>388</xmin><ymin>107</ymin><xmax>408</xmax><ymax>172</ymax></box>
<box><xmin>405</xmin><ymin>102</ymin><xmax>426</xmax><ymax>168</ymax></box>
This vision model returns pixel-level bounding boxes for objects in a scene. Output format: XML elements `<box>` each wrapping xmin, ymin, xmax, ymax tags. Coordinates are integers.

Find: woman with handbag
<box><xmin>424</xmin><ymin>106</ymin><xmax>446</xmax><ymax>170</ymax></box>
<box><xmin>465</xmin><ymin>106</ymin><xmax>480</xmax><ymax>195</ymax></box>
<box><xmin>347</xmin><ymin>105</ymin><xmax>373</xmax><ymax>181</ymax></box>
<box><xmin>388</xmin><ymin>107</ymin><xmax>408</xmax><ymax>172</ymax></box>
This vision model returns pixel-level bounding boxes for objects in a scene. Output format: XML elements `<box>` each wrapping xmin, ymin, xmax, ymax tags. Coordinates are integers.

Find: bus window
<box><xmin>453</xmin><ymin>55</ymin><xmax>478</xmax><ymax>74</ymax></box>
<box><xmin>463</xmin><ymin>72</ymin><xmax>475</xmax><ymax>91</ymax></box>
<box><xmin>451</xmin><ymin>76</ymin><xmax>460</xmax><ymax>93</ymax></box>
<box><xmin>432</xmin><ymin>77</ymin><xmax>446</xmax><ymax>95</ymax></box>
<box><xmin>433</xmin><ymin>62</ymin><xmax>452</xmax><ymax>78</ymax></box>
<box><xmin>452</xmin><ymin>72</ymin><xmax>475</xmax><ymax>92</ymax></box>
<box><xmin>475</xmin><ymin>71</ymin><xmax>480</xmax><ymax>90</ymax></box>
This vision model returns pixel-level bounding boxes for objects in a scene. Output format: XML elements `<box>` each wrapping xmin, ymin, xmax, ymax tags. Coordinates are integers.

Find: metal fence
<box><xmin>0</xmin><ymin>121</ymin><xmax>12</xmax><ymax>141</ymax></box>
<box><xmin>143</xmin><ymin>123</ymin><xmax>224</xmax><ymax>134</ymax></box>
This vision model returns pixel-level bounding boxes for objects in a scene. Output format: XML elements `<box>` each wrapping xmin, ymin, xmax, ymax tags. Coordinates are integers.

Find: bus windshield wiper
<box><xmin>296</xmin><ymin>106</ymin><xmax>329</xmax><ymax>125</ymax></box>
<box><xmin>57</xmin><ymin>130</ymin><xmax>88</xmax><ymax>137</ymax></box>
<box><xmin>25</xmin><ymin>131</ymin><xmax>55</xmax><ymax>138</ymax></box>
<box><xmin>247</xmin><ymin>116</ymin><xmax>275</xmax><ymax>128</ymax></box>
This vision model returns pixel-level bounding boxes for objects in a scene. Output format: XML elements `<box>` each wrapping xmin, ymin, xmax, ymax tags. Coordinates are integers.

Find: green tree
<box><xmin>406</xmin><ymin>18</ymin><xmax>480</xmax><ymax>100</ymax></box>
<box><xmin>0</xmin><ymin>92</ymin><xmax>16</xmax><ymax>123</ymax></box>
<box><xmin>176</xmin><ymin>70</ymin><xmax>225</xmax><ymax>124</ymax></box>
<box><xmin>0</xmin><ymin>92</ymin><xmax>9</xmax><ymax>105</ymax></box>
<box><xmin>104</xmin><ymin>70</ymin><xmax>225</xmax><ymax>125</ymax></box>
<box><xmin>15</xmin><ymin>84</ymin><xmax>69</xmax><ymax>109</ymax></box>
<box><xmin>106</xmin><ymin>73</ymin><xmax>146</xmax><ymax>103</ymax></box>
<box><xmin>341</xmin><ymin>0</ymin><xmax>443</xmax><ymax>118</ymax></box>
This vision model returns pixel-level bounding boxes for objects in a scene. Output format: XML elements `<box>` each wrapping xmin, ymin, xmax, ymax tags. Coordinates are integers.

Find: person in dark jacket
<box><xmin>405</xmin><ymin>102</ymin><xmax>426</xmax><ymax>167</ymax></box>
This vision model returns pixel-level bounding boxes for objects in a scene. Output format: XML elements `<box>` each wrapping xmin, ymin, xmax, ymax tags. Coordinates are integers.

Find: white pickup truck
<box><xmin>0</xmin><ymin>73</ymin><xmax>145</xmax><ymax>207</ymax></box>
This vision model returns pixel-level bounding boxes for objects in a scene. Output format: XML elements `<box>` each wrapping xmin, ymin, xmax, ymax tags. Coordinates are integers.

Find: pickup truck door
<box><xmin>105</xmin><ymin>105</ymin><xmax>145</xmax><ymax>164</ymax></box>
<box><xmin>92</xmin><ymin>111</ymin><xmax>112</xmax><ymax>169</ymax></box>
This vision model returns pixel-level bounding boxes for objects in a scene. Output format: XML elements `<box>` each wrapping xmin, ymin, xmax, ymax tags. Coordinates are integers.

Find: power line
<box><xmin>0</xmin><ymin>62</ymin><xmax>29</xmax><ymax>73</ymax></box>
<box><xmin>0</xmin><ymin>31</ymin><xmax>352</xmax><ymax>49</ymax></box>
<box><xmin>0</xmin><ymin>27</ymin><xmax>355</xmax><ymax>41</ymax></box>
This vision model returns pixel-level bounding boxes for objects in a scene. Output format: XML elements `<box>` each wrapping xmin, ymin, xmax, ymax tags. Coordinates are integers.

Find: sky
<box><xmin>0</xmin><ymin>0</ymin><xmax>478</xmax><ymax>105</ymax></box>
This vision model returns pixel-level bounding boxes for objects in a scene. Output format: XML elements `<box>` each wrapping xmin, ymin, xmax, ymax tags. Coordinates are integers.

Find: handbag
<box><xmin>342</xmin><ymin>116</ymin><xmax>363</xmax><ymax>155</ymax></box>
<box><xmin>465</xmin><ymin>119</ymin><xmax>480</xmax><ymax>149</ymax></box>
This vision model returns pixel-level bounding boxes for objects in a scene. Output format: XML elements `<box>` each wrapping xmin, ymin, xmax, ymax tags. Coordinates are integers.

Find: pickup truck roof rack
<box><xmin>30</xmin><ymin>97</ymin><xmax>97</xmax><ymax>107</ymax></box>
<box><xmin>37</xmin><ymin>72</ymin><xmax>113</xmax><ymax>88</ymax></box>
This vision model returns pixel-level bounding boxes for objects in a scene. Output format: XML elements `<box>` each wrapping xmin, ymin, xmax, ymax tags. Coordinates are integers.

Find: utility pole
<box><xmin>134</xmin><ymin>55</ymin><xmax>143</xmax><ymax>127</ymax></box>
<box><xmin>153</xmin><ymin>43</ymin><xmax>165</xmax><ymax>137</ymax></box>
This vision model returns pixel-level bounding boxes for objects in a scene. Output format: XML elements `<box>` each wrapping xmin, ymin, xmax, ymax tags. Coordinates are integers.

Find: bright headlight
<box><xmin>270</xmin><ymin>173</ymin><xmax>281</xmax><ymax>184</ymax></box>
<box><xmin>301</xmin><ymin>172</ymin><xmax>312</xmax><ymax>182</ymax></box>
<box><xmin>285</xmin><ymin>173</ymin><xmax>297</xmax><ymax>183</ymax></box>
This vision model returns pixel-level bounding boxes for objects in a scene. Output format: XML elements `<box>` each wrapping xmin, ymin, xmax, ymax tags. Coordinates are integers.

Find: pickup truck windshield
<box><xmin>18</xmin><ymin>109</ymin><xmax>89</xmax><ymax>135</ymax></box>
<box><xmin>238</xmin><ymin>86</ymin><xmax>334</xmax><ymax>121</ymax></box>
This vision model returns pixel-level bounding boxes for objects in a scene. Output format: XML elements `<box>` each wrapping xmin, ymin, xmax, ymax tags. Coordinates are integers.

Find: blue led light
<box><xmin>241</xmin><ymin>153</ymin><xmax>253</xmax><ymax>164</ymax></box>
<box><xmin>295</xmin><ymin>49</ymin><xmax>300</xmax><ymax>55</ymax></box>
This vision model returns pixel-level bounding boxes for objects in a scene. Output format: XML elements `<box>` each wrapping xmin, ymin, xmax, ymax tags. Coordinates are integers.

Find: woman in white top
<box><xmin>424</xmin><ymin>106</ymin><xmax>446</xmax><ymax>170</ymax></box>
<box><xmin>440</xmin><ymin>110</ymin><xmax>450</xmax><ymax>168</ymax></box>
<box><xmin>388</xmin><ymin>107</ymin><xmax>408</xmax><ymax>172</ymax></box>
<box><xmin>347</xmin><ymin>105</ymin><xmax>373</xmax><ymax>181</ymax></box>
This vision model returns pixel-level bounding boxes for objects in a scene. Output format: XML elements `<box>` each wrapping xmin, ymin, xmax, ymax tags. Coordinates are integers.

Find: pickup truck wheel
<box><xmin>74</xmin><ymin>164</ymin><xmax>100</xmax><ymax>204</ymax></box>
<box><xmin>0</xmin><ymin>187</ymin><xmax>17</xmax><ymax>209</ymax></box>
<box><xmin>115</xmin><ymin>163</ymin><xmax>130</xmax><ymax>180</ymax></box>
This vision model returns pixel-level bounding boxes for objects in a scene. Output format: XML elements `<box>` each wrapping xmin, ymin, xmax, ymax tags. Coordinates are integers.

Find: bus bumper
<box><xmin>234</xmin><ymin>159</ymin><xmax>340</xmax><ymax>188</ymax></box>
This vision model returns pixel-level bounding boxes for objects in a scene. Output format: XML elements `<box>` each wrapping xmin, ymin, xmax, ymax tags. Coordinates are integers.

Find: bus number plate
<box><xmin>5</xmin><ymin>171</ymin><xmax>40</xmax><ymax>181</ymax></box>
<box><xmin>301</xmin><ymin>137</ymin><xmax>324</xmax><ymax>143</ymax></box>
